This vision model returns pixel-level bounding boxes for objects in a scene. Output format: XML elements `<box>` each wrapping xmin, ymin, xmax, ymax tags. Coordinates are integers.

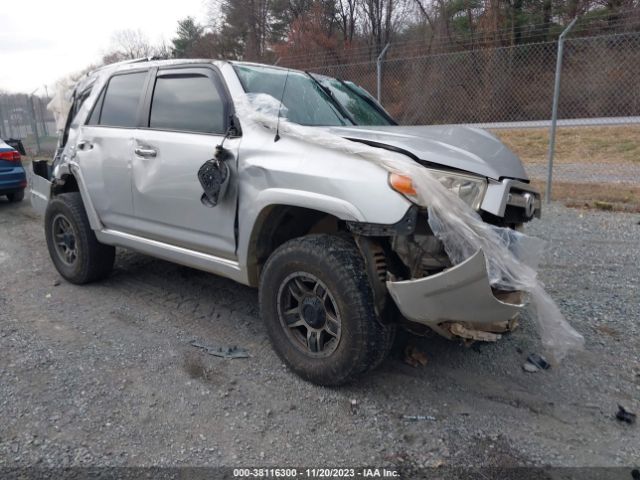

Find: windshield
<box><xmin>314</xmin><ymin>75</ymin><xmax>395</xmax><ymax>126</ymax></box>
<box><xmin>233</xmin><ymin>64</ymin><xmax>395</xmax><ymax>127</ymax></box>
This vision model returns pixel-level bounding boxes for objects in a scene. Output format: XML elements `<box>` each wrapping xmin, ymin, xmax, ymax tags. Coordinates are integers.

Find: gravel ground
<box><xmin>0</xmin><ymin>198</ymin><xmax>639</xmax><ymax>472</ymax></box>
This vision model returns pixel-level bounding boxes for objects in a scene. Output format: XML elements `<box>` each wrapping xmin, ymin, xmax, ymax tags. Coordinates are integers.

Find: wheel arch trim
<box><xmin>238</xmin><ymin>188</ymin><xmax>365</xmax><ymax>285</ymax></box>
<box><xmin>65</xmin><ymin>162</ymin><xmax>103</xmax><ymax>230</ymax></box>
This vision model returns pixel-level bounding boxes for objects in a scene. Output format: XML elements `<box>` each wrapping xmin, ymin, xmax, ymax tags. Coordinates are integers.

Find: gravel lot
<box><xmin>0</xmin><ymin>197</ymin><xmax>639</xmax><ymax>471</ymax></box>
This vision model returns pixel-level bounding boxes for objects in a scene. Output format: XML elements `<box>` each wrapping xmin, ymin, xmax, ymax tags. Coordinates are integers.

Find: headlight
<box><xmin>389</xmin><ymin>169</ymin><xmax>487</xmax><ymax>210</ymax></box>
<box><xmin>427</xmin><ymin>169</ymin><xmax>488</xmax><ymax>210</ymax></box>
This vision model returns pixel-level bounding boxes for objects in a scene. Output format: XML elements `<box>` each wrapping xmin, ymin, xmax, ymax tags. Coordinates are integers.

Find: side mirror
<box><xmin>198</xmin><ymin>150</ymin><xmax>230</xmax><ymax>207</ymax></box>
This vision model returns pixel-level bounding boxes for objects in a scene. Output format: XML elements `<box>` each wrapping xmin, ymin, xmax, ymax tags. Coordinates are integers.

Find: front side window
<box><xmin>99</xmin><ymin>72</ymin><xmax>147</xmax><ymax>127</ymax></box>
<box><xmin>149</xmin><ymin>74</ymin><xmax>226</xmax><ymax>134</ymax></box>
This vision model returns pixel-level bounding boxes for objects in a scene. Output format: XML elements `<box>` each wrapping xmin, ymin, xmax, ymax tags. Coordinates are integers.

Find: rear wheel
<box><xmin>259</xmin><ymin>234</ymin><xmax>394</xmax><ymax>386</ymax></box>
<box><xmin>45</xmin><ymin>192</ymin><xmax>115</xmax><ymax>284</ymax></box>
<box><xmin>6</xmin><ymin>189</ymin><xmax>24</xmax><ymax>202</ymax></box>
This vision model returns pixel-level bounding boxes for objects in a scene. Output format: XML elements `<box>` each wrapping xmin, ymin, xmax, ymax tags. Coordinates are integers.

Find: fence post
<box><xmin>38</xmin><ymin>97</ymin><xmax>48</xmax><ymax>137</ymax></box>
<box><xmin>0</xmin><ymin>103</ymin><xmax>5</xmax><ymax>139</ymax></box>
<box><xmin>376</xmin><ymin>43</ymin><xmax>391</xmax><ymax>103</ymax></box>
<box><xmin>545</xmin><ymin>17</ymin><xmax>577</xmax><ymax>204</ymax></box>
<box><xmin>5</xmin><ymin>98</ymin><xmax>14</xmax><ymax>138</ymax></box>
<box><xmin>28</xmin><ymin>95</ymin><xmax>41</xmax><ymax>154</ymax></box>
<box><xmin>0</xmin><ymin>97</ymin><xmax>11</xmax><ymax>139</ymax></box>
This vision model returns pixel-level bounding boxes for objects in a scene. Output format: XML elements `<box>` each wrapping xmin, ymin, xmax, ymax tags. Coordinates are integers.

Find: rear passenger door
<box><xmin>131</xmin><ymin>66</ymin><xmax>239</xmax><ymax>259</ymax></box>
<box><xmin>77</xmin><ymin>69</ymin><xmax>149</xmax><ymax>230</ymax></box>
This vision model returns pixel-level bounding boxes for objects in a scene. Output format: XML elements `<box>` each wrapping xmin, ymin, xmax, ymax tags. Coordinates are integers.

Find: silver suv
<box><xmin>31</xmin><ymin>59</ymin><xmax>541</xmax><ymax>385</ymax></box>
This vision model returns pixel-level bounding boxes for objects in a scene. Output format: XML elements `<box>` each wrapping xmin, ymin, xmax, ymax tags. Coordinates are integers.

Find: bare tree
<box><xmin>336</xmin><ymin>0</ymin><xmax>359</xmax><ymax>42</ymax></box>
<box><xmin>101</xmin><ymin>29</ymin><xmax>175</xmax><ymax>65</ymax></box>
<box><xmin>246</xmin><ymin>0</ymin><xmax>272</xmax><ymax>59</ymax></box>
<box><xmin>361</xmin><ymin>0</ymin><xmax>401</xmax><ymax>53</ymax></box>
<box><xmin>104</xmin><ymin>29</ymin><xmax>155</xmax><ymax>63</ymax></box>
<box><xmin>154</xmin><ymin>39</ymin><xmax>173</xmax><ymax>59</ymax></box>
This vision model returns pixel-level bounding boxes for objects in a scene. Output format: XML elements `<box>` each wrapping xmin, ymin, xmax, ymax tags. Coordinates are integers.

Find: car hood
<box><xmin>327</xmin><ymin>125</ymin><xmax>528</xmax><ymax>181</ymax></box>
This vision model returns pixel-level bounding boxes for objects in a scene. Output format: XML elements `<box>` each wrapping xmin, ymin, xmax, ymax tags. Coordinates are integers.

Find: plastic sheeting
<box><xmin>234</xmin><ymin>93</ymin><xmax>584</xmax><ymax>362</ymax></box>
<box><xmin>47</xmin><ymin>77</ymin><xmax>76</xmax><ymax>133</ymax></box>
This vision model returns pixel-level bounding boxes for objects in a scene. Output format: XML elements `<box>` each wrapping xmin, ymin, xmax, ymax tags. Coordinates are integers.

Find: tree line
<box><xmin>102</xmin><ymin>0</ymin><xmax>640</xmax><ymax>66</ymax></box>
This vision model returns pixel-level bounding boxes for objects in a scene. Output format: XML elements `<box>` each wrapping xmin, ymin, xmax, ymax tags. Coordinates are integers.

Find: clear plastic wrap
<box><xmin>47</xmin><ymin>78</ymin><xmax>76</xmax><ymax>133</ymax></box>
<box><xmin>235</xmin><ymin>93</ymin><xmax>584</xmax><ymax>362</ymax></box>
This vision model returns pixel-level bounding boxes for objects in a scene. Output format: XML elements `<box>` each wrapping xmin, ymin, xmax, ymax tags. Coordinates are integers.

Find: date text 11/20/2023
<box><xmin>232</xmin><ymin>468</ymin><xmax>400</xmax><ymax>478</ymax></box>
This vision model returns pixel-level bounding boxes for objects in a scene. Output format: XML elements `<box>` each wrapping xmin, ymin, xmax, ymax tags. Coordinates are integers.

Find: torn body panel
<box><xmin>29</xmin><ymin>165</ymin><xmax>51</xmax><ymax>216</ymax></box>
<box><xmin>386</xmin><ymin>250</ymin><xmax>524</xmax><ymax>336</ymax></box>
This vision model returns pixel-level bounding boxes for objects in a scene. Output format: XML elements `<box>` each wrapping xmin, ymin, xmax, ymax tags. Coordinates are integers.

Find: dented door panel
<box><xmin>130</xmin><ymin>130</ymin><xmax>239</xmax><ymax>259</ymax></box>
<box><xmin>75</xmin><ymin>126</ymin><xmax>135</xmax><ymax>230</ymax></box>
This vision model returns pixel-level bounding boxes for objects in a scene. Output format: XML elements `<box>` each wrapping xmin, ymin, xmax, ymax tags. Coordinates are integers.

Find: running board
<box><xmin>95</xmin><ymin>229</ymin><xmax>247</xmax><ymax>284</ymax></box>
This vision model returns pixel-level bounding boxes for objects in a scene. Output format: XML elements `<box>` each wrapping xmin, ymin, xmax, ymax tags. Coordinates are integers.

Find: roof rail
<box><xmin>91</xmin><ymin>56</ymin><xmax>157</xmax><ymax>74</ymax></box>
<box><xmin>129</xmin><ymin>56</ymin><xmax>161</xmax><ymax>63</ymax></box>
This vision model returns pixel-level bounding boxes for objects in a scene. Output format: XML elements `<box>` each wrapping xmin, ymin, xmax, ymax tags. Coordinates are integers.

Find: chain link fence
<box><xmin>0</xmin><ymin>93</ymin><xmax>57</xmax><ymax>156</ymax></box>
<box><xmin>282</xmin><ymin>30</ymin><xmax>640</xmax><ymax>210</ymax></box>
<box><xmin>2</xmin><ymin>30</ymin><xmax>638</xmax><ymax>209</ymax></box>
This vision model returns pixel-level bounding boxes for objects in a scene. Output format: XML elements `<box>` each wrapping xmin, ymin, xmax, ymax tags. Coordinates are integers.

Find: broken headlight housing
<box><xmin>389</xmin><ymin>168</ymin><xmax>488</xmax><ymax>210</ymax></box>
<box><xmin>426</xmin><ymin>168</ymin><xmax>488</xmax><ymax>210</ymax></box>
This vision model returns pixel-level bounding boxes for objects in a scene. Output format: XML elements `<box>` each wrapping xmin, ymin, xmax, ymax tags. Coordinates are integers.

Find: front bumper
<box><xmin>481</xmin><ymin>178</ymin><xmax>541</xmax><ymax>221</ymax></box>
<box><xmin>386</xmin><ymin>249</ymin><xmax>524</xmax><ymax>338</ymax></box>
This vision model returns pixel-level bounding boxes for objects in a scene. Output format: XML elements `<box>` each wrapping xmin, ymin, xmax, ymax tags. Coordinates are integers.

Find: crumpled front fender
<box><xmin>386</xmin><ymin>249</ymin><xmax>524</xmax><ymax>330</ymax></box>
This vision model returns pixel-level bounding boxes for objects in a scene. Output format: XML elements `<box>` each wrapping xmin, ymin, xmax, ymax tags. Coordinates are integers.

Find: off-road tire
<box><xmin>259</xmin><ymin>234</ymin><xmax>394</xmax><ymax>386</ymax></box>
<box><xmin>7</xmin><ymin>189</ymin><xmax>24</xmax><ymax>202</ymax></box>
<box><xmin>370</xmin><ymin>319</ymin><xmax>397</xmax><ymax>371</ymax></box>
<box><xmin>45</xmin><ymin>192</ymin><xmax>115</xmax><ymax>284</ymax></box>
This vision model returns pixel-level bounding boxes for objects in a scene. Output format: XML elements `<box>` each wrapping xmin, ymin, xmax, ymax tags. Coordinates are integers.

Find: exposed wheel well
<box><xmin>52</xmin><ymin>174</ymin><xmax>79</xmax><ymax>195</ymax></box>
<box><xmin>247</xmin><ymin>205</ymin><xmax>343</xmax><ymax>286</ymax></box>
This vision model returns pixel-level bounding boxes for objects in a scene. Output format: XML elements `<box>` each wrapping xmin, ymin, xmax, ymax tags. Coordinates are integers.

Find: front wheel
<box><xmin>44</xmin><ymin>192</ymin><xmax>115</xmax><ymax>284</ymax></box>
<box><xmin>259</xmin><ymin>234</ymin><xmax>394</xmax><ymax>386</ymax></box>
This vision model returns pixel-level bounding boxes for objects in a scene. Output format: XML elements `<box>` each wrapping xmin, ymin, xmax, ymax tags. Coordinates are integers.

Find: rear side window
<box><xmin>149</xmin><ymin>75</ymin><xmax>225</xmax><ymax>134</ymax></box>
<box><xmin>99</xmin><ymin>72</ymin><xmax>147</xmax><ymax>127</ymax></box>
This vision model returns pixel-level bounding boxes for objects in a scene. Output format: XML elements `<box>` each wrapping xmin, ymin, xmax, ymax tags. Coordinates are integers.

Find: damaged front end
<box><xmin>351</xmin><ymin>209</ymin><xmax>525</xmax><ymax>343</ymax></box>
<box><xmin>387</xmin><ymin>249</ymin><xmax>523</xmax><ymax>341</ymax></box>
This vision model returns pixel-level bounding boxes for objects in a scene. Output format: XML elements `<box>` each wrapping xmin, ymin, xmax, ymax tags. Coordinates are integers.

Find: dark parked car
<box><xmin>0</xmin><ymin>139</ymin><xmax>27</xmax><ymax>202</ymax></box>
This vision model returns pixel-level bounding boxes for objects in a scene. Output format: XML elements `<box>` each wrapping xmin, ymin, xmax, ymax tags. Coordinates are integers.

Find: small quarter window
<box><xmin>99</xmin><ymin>72</ymin><xmax>147</xmax><ymax>127</ymax></box>
<box><xmin>86</xmin><ymin>88</ymin><xmax>105</xmax><ymax>125</ymax></box>
<box><xmin>149</xmin><ymin>75</ymin><xmax>225</xmax><ymax>134</ymax></box>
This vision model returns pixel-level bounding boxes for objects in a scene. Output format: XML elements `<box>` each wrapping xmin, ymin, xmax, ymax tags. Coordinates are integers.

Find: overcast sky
<box><xmin>0</xmin><ymin>0</ymin><xmax>208</xmax><ymax>94</ymax></box>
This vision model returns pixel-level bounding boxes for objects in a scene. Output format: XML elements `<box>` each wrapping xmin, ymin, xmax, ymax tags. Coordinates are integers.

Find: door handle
<box><xmin>134</xmin><ymin>147</ymin><xmax>157</xmax><ymax>158</ymax></box>
<box><xmin>77</xmin><ymin>141</ymin><xmax>93</xmax><ymax>151</ymax></box>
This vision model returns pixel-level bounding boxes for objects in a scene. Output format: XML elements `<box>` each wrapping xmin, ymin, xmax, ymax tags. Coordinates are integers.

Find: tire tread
<box><xmin>45</xmin><ymin>192</ymin><xmax>115</xmax><ymax>284</ymax></box>
<box><xmin>259</xmin><ymin>234</ymin><xmax>394</xmax><ymax>385</ymax></box>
